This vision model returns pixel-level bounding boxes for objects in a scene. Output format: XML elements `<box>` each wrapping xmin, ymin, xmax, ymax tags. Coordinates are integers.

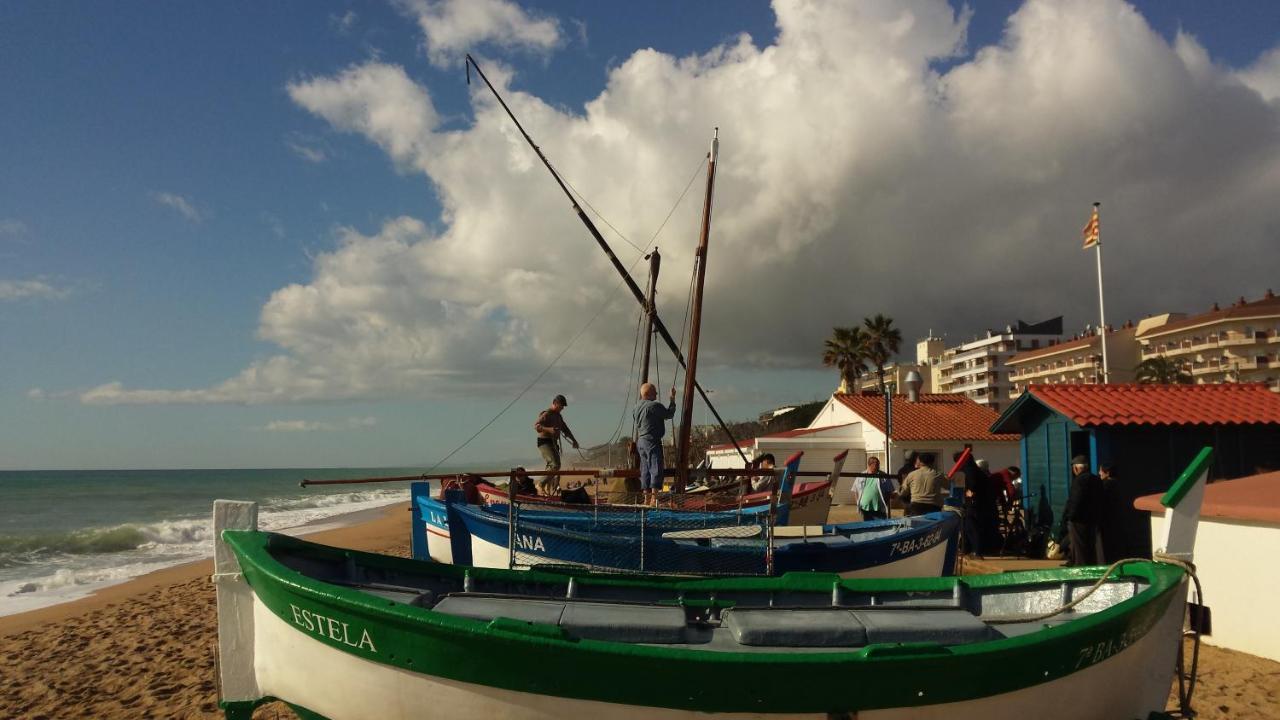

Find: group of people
<box><xmin>1063</xmin><ymin>456</ymin><xmax>1143</xmax><ymax>566</ymax></box>
<box><xmin>532</xmin><ymin>384</ymin><xmax>677</xmax><ymax>505</ymax></box>
<box><xmin>852</xmin><ymin>450</ymin><xmax>1025</xmax><ymax>558</ymax></box>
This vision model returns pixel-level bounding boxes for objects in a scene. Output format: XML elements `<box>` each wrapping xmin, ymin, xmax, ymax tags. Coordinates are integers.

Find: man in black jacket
<box><xmin>1064</xmin><ymin>455</ymin><xmax>1104</xmax><ymax>566</ymax></box>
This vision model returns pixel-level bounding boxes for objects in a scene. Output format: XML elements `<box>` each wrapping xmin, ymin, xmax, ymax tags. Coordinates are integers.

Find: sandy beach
<box><xmin>2</xmin><ymin>502</ymin><xmax>1277</xmax><ymax>719</ymax></box>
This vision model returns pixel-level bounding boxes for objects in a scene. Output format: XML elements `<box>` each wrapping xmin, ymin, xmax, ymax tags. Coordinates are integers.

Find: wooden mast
<box><xmin>674</xmin><ymin>130</ymin><xmax>719</xmax><ymax>493</ymax></box>
<box><xmin>463</xmin><ymin>55</ymin><xmax>749</xmax><ymax>464</ymax></box>
<box><xmin>639</xmin><ymin>249</ymin><xmax>660</xmax><ymax>384</ymax></box>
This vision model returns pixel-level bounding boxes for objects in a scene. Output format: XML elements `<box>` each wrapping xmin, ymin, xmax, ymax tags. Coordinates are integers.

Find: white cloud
<box><xmin>1237</xmin><ymin>45</ymin><xmax>1280</xmax><ymax>102</ymax></box>
<box><xmin>259</xmin><ymin>416</ymin><xmax>379</xmax><ymax>432</ymax></box>
<box><xmin>286</xmin><ymin>134</ymin><xmax>329</xmax><ymax>163</ymax></box>
<box><xmin>153</xmin><ymin>192</ymin><xmax>203</xmax><ymax>223</ymax></box>
<box><xmin>83</xmin><ymin>0</ymin><xmax>1280</xmax><ymax>407</ymax></box>
<box><xmin>0</xmin><ymin>278</ymin><xmax>71</xmax><ymax>301</ymax></box>
<box><xmin>0</xmin><ymin>219</ymin><xmax>28</xmax><ymax>238</ymax></box>
<box><xmin>394</xmin><ymin>0</ymin><xmax>561</xmax><ymax>68</ymax></box>
<box><xmin>26</xmin><ymin>388</ymin><xmax>46</xmax><ymax>400</ymax></box>
<box><xmin>264</xmin><ymin>419</ymin><xmax>330</xmax><ymax>432</ymax></box>
<box><xmin>331</xmin><ymin>10</ymin><xmax>358</xmax><ymax>35</ymax></box>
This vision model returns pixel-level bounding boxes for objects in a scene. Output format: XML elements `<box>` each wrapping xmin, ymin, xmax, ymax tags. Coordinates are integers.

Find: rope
<box><xmin>422</xmin><ymin>156</ymin><xmax>706</xmax><ymax>475</ymax></box>
<box><xmin>984</xmin><ymin>553</ymin><xmax>1202</xmax><ymax>715</ymax></box>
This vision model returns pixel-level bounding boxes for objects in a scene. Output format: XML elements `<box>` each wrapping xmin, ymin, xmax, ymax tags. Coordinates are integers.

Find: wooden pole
<box><xmin>464</xmin><ymin>55</ymin><xmax>748</xmax><ymax>463</ymax></box>
<box><xmin>675</xmin><ymin>130</ymin><xmax>719</xmax><ymax>493</ymax></box>
<box><xmin>640</xmin><ymin>248</ymin><xmax>661</xmax><ymax>384</ymax></box>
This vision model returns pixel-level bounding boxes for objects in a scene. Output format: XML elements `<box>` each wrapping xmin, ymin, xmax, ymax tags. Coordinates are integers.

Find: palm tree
<box><xmin>861</xmin><ymin>314</ymin><xmax>903</xmax><ymax>394</ymax></box>
<box><xmin>1135</xmin><ymin>357</ymin><xmax>1193</xmax><ymax>385</ymax></box>
<box><xmin>822</xmin><ymin>326</ymin><xmax>869</xmax><ymax>393</ymax></box>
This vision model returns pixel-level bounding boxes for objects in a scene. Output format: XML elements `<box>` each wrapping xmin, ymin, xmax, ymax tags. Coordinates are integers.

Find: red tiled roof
<box><xmin>1137</xmin><ymin>294</ymin><xmax>1280</xmax><ymax>338</ymax></box>
<box><xmin>706</xmin><ymin>423</ymin><xmax>854</xmax><ymax>451</ymax></box>
<box><xmin>834</xmin><ymin>393</ymin><xmax>1019</xmax><ymax>442</ymax></box>
<box><xmin>1135</xmin><ymin>470</ymin><xmax>1280</xmax><ymax>524</ymax></box>
<box><xmin>1025</xmin><ymin>383</ymin><xmax>1280</xmax><ymax>427</ymax></box>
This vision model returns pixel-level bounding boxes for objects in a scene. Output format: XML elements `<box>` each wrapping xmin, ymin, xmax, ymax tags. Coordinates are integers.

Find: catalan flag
<box><xmin>1082</xmin><ymin>205</ymin><xmax>1100</xmax><ymax>249</ymax></box>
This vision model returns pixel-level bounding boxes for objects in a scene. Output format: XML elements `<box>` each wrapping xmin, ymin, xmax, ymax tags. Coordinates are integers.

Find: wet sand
<box><xmin>2</xmin><ymin>501</ymin><xmax>1276</xmax><ymax>719</ymax></box>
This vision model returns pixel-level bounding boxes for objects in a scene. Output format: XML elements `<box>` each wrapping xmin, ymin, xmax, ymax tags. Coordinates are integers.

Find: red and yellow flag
<box><xmin>1082</xmin><ymin>205</ymin><xmax>1100</xmax><ymax>249</ymax></box>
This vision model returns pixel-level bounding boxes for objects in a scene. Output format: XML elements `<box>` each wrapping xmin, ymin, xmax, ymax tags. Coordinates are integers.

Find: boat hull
<box><xmin>221</xmin><ymin>537</ymin><xmax>1185</xmax><ymax>720</ymax></box>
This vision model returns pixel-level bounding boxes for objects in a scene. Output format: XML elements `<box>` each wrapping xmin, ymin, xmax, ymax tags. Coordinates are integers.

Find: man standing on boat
<box><xmin>1064</xmin><ymin>455</ymin><xmax>1104</xmax><ymax>566</ymax></box>
<box><xmin>534</xmin><ymin>395</ymin><xmax>579</xmax><ymax>495</ymax></box>
<box><xmin>633</xmin><ymin>382</ymin><xmax>676</xmax><ymax>505</ymax></box>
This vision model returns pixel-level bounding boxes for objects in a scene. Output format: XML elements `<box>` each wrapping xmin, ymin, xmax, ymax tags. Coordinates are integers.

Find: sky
<box><xmin>2</xmin><ymin>0</ymin><xmax>1279</xmax><ymax>470</ymax></box>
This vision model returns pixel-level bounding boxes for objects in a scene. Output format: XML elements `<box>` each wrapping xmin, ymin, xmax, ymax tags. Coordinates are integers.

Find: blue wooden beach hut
<box><xmin>990</xmin><ymin>383</ymin><xmax>1280</xmax><ymax>532</ymax></box>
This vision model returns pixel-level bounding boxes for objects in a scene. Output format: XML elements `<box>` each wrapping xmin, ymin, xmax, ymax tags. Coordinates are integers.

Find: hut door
<box><xmin>1070</xmin><ymin>431</ymin><xmax>1092</xmax><ymax>468</ymax></box>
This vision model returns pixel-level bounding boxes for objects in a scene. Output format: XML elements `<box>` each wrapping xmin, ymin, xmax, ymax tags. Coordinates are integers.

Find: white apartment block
<box><xmin>1006</xmin><ymin>325</ymin><xmax>1141</xmax><ymax>399</ymax></box>
<box><xmin>1136</xmin><ymin>292</ymin><xmax>1280</xmax><ymax>391</ymax></box>
<box><xmin>921</xmin><ymin>318</ymin><xmax>1063</xmax><ymax>414</ymax></box>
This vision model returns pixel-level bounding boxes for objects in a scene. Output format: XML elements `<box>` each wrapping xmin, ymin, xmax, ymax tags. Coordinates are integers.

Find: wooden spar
<box><xmin>639</xmin><ymin>248</ymin><xmax>660</xmax><ymax>384</ymax></box>
<box><xmin>301</xmin><ymin>467</ymin><xmax>893</xmax><ymax>487</ymax></box>
<box><xmin>463</xmin><ymin>55</ymin><xmax>748</xmax><ymax>464</ymax></box>
<box><xmin>674</xmin><ymin>130</ymin><xmax>719</xmax><ymax>493</ymax></box>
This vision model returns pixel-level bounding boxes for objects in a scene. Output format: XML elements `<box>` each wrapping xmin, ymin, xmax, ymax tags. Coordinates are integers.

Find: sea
<box><xmin>0</xmin><ymin>467</ymin><xmax>444</xmax><ymax>617</ymax></box>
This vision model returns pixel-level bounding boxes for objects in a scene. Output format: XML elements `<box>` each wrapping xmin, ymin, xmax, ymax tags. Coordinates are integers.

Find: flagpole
<box><xmin>1092</xmin><ymin>202</ymin><xmax>1109</xmax><ymax>383</ymax></box>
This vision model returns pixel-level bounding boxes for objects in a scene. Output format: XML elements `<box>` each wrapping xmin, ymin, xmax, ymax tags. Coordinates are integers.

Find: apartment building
<box><xmin>1136</xmin><ymin>291</ymin><xmax>1280</xmax><ymax>390</ymax></box>
<box><xmin>924</xmin><ymin>317</ymin><xmax>1063</xmax><ymax>413</ymax></box>
<box><xmin>1007</xmin><ymin>325</ymin><xmax>1139</xmax><ymax>399</ymax></box>
<box><xmin>852</xmin><ymin>362</ymin><xmax>933</xmax><ymax>394</ymax></box>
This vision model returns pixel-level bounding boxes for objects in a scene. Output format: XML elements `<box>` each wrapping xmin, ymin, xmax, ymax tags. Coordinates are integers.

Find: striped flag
<box><xmin>1082</xmin><ymin>205</ymin><xmax>1100</xmax><ymax>249</ymax></box>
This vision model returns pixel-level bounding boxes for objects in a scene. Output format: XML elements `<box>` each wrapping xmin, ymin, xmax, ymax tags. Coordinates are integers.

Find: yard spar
<box><xmin>463</xmin><ymin>54</ymin><xmax>749</xmax><ymax>468</ymax></box>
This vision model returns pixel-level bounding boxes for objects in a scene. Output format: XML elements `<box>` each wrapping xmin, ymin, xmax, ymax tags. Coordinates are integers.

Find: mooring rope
<box><xmin>984</xmin><ymin>553</ymin><xmax>1202</xmax><ymax>715</ymax></box>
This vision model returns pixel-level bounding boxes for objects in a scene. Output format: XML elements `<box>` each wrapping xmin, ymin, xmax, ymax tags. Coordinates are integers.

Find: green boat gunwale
<box><xmin>223</xmin><ymin>529</ymin><xmax>1185</xmax><ymax>713</ymax></box>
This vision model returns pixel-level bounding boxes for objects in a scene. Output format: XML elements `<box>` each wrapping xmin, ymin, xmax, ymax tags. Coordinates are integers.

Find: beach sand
<box><xmin>3</xmin><ymin>502</ymin><xmax>1277</xmax><ymax>719</ymax></box>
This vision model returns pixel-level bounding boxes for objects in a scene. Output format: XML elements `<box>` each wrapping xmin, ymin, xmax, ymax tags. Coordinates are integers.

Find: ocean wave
<box><xmin>0</xmin><ymin>487</ymin><xmax>409</xmax><ymax>569</ymax></box>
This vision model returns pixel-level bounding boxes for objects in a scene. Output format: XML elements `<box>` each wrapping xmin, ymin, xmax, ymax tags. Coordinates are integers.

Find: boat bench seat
<box><xmin>431</xmin><ymin>596</ymin><xmax>689</xmax><ymax>643</ymax></box>
<box><xmin>433</xmin><ymin>597</ymin><xmax>567</xmax><ymax>625</ymax></box>
<box><xmin>560</xmin><ymin>603</ymin><xmax>688</xmax><ymax>643</ymax></box>
<box><xmin>724</xmin><ymin>609</ymin><xmax>867</xmax><ymax>647</ymax></box>
<box><xmin>854</xmin><ymin>609</ymin><xmax>995</xmax><ymax>645</ymax></box>
<box><xmin>722</xmin><ymin>608</ymin><xmax>995</xmax><ymax>647</ymax></box>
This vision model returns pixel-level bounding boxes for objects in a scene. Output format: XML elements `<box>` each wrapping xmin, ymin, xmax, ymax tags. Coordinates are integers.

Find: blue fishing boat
<box><xmin>413</xmin><ymin>455</ymin><xmax>960</xmax><ymax>578</ymax></box>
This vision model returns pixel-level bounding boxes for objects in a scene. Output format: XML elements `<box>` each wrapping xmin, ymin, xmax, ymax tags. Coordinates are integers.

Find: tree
<box><xmin>862</xmin><ymin>314</ymin><xmax>903</xmax><ymax>394</ymax></box>
<box><xmin>1135</xmin><ymin>357</ymin><xmax>1193</xmax><ymax>385</ymax></box>
<box><xmin>822</xmin><ymin>326</ymin><xmax>869</xmax><ymax>392</ymax></box>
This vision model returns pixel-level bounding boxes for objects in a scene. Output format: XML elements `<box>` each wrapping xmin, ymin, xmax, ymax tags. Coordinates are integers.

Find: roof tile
<box><xmin>1026</xmin><ymin>383</ymin><xmax>1280</xmax><ymax>427</ymax></box>
<box><xmin>835</xmin><ymin>393</ymin><xmax>1019</xmax><ymax>442</ymax></box>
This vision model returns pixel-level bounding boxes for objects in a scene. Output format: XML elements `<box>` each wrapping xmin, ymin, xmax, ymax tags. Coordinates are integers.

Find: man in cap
<box><xmin>1064</xmin><ymin>455</ymin><xmax>1104</xmax><ymax>566</ymax></box>
<box><xmin>534</xmin><ymin>394</ymin><xmax>579</xmax><ymax>495</ymax></box>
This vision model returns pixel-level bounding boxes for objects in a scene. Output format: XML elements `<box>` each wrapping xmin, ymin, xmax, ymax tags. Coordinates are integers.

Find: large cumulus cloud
<box><xmin>84</xmin><ymin>0</ymin><xmax>1280</xmax><ymax>405</ymax></box>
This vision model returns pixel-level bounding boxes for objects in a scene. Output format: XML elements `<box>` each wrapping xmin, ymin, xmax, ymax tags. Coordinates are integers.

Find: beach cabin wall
<box><xmin>1016</xmin><ymin>401</ymin><xmax>1084</xmax><ymax>529</ymax></box>
<box><xmin>1003</xmin><ymin>402</ymin><xmax>1280</xmax><ymax>532</ymax></box>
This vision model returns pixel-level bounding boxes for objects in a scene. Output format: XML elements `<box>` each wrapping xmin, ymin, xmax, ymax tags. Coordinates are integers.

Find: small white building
<box><xmin>706</xmin><ymin>391</ymin><xmax>1019</xmax><ymax>504</ymax></box>
<box><xmin>1138</xmin><ymin>471</ymin><xmax>1280</xmax><ymax>663</ymax></box>
<box><xmin>808</xmin><ymin>392</ymin><xmax>1021</xmax><ymax>474</ymax></box>
<box><xmin>705</xmin><ymin>423</ymin><xmax>867</xmax><ymax>477</ymax></box>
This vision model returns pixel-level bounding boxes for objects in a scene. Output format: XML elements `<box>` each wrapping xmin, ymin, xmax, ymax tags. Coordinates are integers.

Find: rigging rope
<box><xmin>421</xmin><ymin>156</ymin><xmax>707</xmax><ymax>475</ymax></box>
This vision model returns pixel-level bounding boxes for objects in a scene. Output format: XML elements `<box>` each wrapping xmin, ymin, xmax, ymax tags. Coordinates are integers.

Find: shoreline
<box><xmin>0</xmin><ymin>500</ymin><xmax>412</xmax><ymax>638</ymax></box>
<box><xmin>3</xmin><ymin>501</ymin><xmax>1278</xmax><ymax>719</ymax></box>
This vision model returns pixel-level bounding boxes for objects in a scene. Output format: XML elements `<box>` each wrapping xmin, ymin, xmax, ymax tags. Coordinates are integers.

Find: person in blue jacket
<box><xmin>633</xmin><ymin>382</ymin><xmax>676</xmax><ymax>506</ymax></box>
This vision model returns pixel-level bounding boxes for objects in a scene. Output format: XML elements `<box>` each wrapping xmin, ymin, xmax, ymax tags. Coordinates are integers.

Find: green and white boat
<box><xmin>214</xmin><ymin>449</ymin><xmax>1212</xmax><ymax>719</ymax></box>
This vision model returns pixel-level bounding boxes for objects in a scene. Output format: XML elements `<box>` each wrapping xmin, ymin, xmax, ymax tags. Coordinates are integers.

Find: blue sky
<box><xmin>2</xmin><ymin>1</ymin><xmax>1279</xmax><ymax>469</ymax></box>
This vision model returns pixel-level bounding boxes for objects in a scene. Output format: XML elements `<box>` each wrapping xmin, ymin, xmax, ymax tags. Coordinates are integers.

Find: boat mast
<box><xmin>639</xmin><ymin>249</ymin><xmax>660</xmax><ymax>384</ymax></box>
<box><xmin>464</xmin><ymin>54</ymin><xmax>748</xmax><ymax>463</ymax></box>
<box><xmin>674</xmin><ymin>130</ymin><xmax>719</xmax><ymax>493</ymax></box>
